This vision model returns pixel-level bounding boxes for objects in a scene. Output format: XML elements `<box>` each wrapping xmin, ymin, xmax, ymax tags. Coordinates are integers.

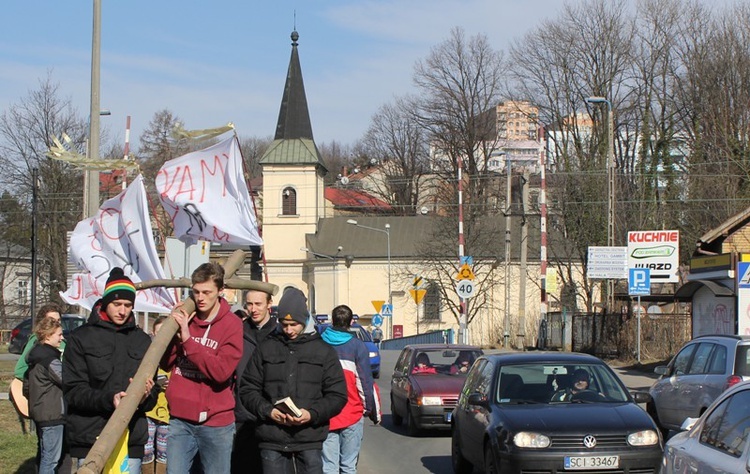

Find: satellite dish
<box><xmin>420</xmin><ymin>206</ymin><xmax>429</xmax><ymax>215</ymax></box>
<box><xmin>340</xmin><ymin>176</ymin><xmax>350</xmax><ymax>185</ymax></box>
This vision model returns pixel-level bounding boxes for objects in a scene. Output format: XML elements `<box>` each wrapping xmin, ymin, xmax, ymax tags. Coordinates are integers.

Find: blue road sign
<box><xmin>739</xmin><ymin>262</ymin><xmax>750</xmax><ymax>289</ymax></box>
<box><xmin>628</xmin><ymin>268</ymin><xmax>651</xmax><ymax>296</ymax></box>
<box><xmin>372</xmin><ymin>314</ymin><xmax>383</xmax><ymax>327</ymax></box>
<box><xmin>381</xmin><ymin>303</ymin><xmax>393</xmax><ymax>317</ymax></box>
<box><xmin>460</xmin><ymin>255</ymin><xmax>474</xmax><ymax>266</ymax></box>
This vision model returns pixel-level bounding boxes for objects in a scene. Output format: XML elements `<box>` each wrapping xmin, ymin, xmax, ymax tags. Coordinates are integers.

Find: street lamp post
<box><xmin>347</xmin><ymin>219</ymin><xmax>391</xmax><ymax>338</ymax></box>
<box><xmin>586</xmin><ymin>96</ymin><xmax>615</xmax><ymax>312</ymax></box>
<box><xmin>301</xmin><ymin>246</ymin><xmax>342</xmax><ymax>309</ymax></box>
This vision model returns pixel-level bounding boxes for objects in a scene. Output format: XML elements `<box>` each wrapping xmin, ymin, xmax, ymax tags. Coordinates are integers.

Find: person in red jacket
<box><xmin>321</xmin><ymin>305</ymin><xmax>381</xmax><ymax>474</ymax></box>
<box><xmin>161</xmin><ymin>262</ymin><xmax>243</xmax><ymax>474</ymax></box>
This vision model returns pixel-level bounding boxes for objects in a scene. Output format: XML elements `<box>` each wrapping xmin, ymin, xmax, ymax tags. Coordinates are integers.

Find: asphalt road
<box><xmin>357</xmin><ymin>349</ymin><xmax>659</xmax><ymax>474</ymax></box>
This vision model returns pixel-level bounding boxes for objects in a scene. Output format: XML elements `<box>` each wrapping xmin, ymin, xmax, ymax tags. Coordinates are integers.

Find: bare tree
<box><xmin>509</xmin><ymin>0</ymin><xmax>634</xmax><ymax>311</ymax></box>
<box><xmin>0</xmin><ymin>74</ymin><xmax>88</xmax><ymax>313</ymax></box>
<box><xmin>407</xmin><ymin>27</ymin><xmax>508</xmax><ymax>331</ymax></box>
<box><xmin>360</xmin><ymin>96</ymin><xmax>430</xmax><ymax>215</ymax></box>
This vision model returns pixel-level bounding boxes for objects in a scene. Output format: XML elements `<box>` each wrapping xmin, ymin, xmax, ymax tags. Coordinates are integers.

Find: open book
<box><xmin>274</xmin><ymin>396</ymin><xmax>303</xmax><ymax>417</ymax></box>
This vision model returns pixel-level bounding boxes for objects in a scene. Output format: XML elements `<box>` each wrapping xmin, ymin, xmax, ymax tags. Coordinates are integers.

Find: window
<box><xmin>17</xmin><ymin>280</ymin><xmax>28</xmax><ymax>303</ymax></box>
<box><xmin>708</xmin><ymin>345</ymin><xmax>727</xmax><ymax>374</ymax></box>
<box><xmin>282</xmin><ymin>187</ymin><xmax>297</xmax><ymax>215</ymax></box>
<box><xmin>423</xmin><ymin>281</ymin><xmax>440</xmax><ymax>320</ymax></box>
<box><xmin>688</xmin><ymin>343</ymin><xmax>714</xmax><ymax>374</ymax></box>
<box><xmin>700</xmin><ymin>389</ymin><xmax>750</xmax><ymax>457</ymax></box>
<box><xmin>672</xmin><ymin>343</ymin><xmax>697</xmax><ymax>375</ymax></box>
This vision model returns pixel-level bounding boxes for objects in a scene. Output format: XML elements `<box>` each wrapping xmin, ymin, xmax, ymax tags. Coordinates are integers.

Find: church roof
<box><xmin>260</xmin><ymin>30</ymin><xmax>327</xmax><ymax>172</ymax></box>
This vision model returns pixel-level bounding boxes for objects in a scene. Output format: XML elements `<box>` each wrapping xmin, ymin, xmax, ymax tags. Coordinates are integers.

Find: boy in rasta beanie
<box><xmin>240</xmin><ymin>288</ymin><xmax>347</xmax><ymax>474</ymax></box>
<box><xmin>63</xmin><ymin>267</ymin><xmax>157</xmax><ymax>472</ymax></box>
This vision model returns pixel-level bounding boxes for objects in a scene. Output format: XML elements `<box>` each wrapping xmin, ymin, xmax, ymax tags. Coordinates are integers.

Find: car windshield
<box><xmin>495</xmin><ymin>363</ymin><xmax>630</xmax><ymax>404</ymax></box>
<box><xmin>411</xmin><ymin>349</ymin><xmax>482</xmax><ymax>376</ymax></box>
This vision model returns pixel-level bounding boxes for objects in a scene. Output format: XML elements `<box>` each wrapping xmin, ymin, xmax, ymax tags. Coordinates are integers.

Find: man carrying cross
<box><xmin>161</xmin><ymin>262</ymin><xmax>243</xmax><ymax>473</ymax></box>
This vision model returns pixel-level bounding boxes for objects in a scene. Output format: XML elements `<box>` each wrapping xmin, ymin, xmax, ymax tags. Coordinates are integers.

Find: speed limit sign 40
<box><xmin>456</xmin><ymin>280</ymin><xmax>475</xmax><ymax>299</ymax></box>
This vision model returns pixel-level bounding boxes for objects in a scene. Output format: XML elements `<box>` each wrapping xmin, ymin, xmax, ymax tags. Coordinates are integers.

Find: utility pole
<box><xmin>518</xmin><ymin>169</ymin><xmax>530</xmax><ymax>349</ymax></box>
<box><xmin>85</xmin><ymin>0</ymin><xmax>102</xmax><ymax>218</ymax></box>
<box><xmin>504</xmin><ymin>155</ymin><xmax>512</xmax><ymax>348</ymax></box>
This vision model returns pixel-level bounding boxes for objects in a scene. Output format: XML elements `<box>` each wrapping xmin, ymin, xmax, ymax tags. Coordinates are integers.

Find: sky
<box><xmin>0</xmin><ymin>1</ymin><xmax>684</xmax><ymax>151</ymax></box>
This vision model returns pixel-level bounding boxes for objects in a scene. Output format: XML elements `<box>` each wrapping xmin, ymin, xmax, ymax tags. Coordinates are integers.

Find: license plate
<box><xmin>564</xmin><ymin>455</ymin><xmax>619</xmax><ymax>470</ymax></box>
<box><xmin>444</xmin><ymin>411</ymin><xmax>452</xmax><ymax>422</ymax></box>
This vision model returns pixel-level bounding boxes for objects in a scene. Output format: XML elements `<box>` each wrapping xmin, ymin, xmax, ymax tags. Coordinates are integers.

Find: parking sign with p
<box><xmin>628</xmin><ymin>268</ymin><xmax>651</xmax><ymax>296</ymax></box>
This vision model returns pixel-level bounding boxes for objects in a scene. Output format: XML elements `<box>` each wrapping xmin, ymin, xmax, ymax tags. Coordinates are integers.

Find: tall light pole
<box><xmin>301</xmin><ymin>246</ymin><xmax>342</xmax><ymax>310</ymax></box>
<box><xmin>347</xmin><ymin>219</ymin><xmax>391</xmax><ymax>338</ymax></box>
<box><xmin>586</xmin><ymin>96</ymin><xmax>615</xmax><ymax>311</ymax></box>
<box><xmin>86</xmin><ymin>0</ymin><xmax>103</xmax><ymax>218</ymax></box>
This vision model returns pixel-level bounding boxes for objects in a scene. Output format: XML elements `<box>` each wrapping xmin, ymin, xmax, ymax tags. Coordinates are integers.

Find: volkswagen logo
<box><xmin>583</xmin><ymin>435</ymin><xmax>597</xmax><ymax>448</ymax></box>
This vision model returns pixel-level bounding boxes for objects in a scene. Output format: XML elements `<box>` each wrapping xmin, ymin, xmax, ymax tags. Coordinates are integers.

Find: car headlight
<box><xmin>419</xmin><ymin>396</ymin><xmax>442</xmax><ymax>406</ymax></box>
<box><xmin>369</xmin><ymin>352</ymin><xmax>378</xmax><ymax>358</ymax></box>
<box><xmin>627</xmin><ymin>430</ymin><xmax>659</xmax><ymax>446</ymax></box>
<box><xmin>513</xmin><ymin>432</ymin><xmax>550</xmax><ymax>448</ymax></box>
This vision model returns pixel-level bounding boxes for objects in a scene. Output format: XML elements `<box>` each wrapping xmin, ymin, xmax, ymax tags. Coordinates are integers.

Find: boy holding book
<box><xmin>240</xmin><ymin>288</ymin><xmax>347</xmax><ymax>474</ymax></box>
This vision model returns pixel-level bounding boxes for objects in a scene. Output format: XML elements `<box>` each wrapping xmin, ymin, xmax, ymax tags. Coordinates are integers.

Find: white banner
<box><xmin>61</xmin><ymin>175</ymin><xmax>176</xmax><ymax>312</ymax></box>
<box><xmin>156</xmin><ymin>136</ymin><xmax>262</xmax><ymax>246</ymax></box>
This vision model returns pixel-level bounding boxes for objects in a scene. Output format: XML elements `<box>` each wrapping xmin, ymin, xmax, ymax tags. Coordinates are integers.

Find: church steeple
<box><xmin>260</xmin><ymin>30</ymin><xmax>327</xmax><ymax>172</ymax></box>
<box><xmin>274</xmin><ymin>30</ymin><xmax>314</xmax><ymax>140</ymax></box>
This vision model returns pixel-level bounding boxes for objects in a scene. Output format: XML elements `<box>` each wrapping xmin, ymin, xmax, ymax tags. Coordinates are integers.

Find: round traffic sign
<box><xmin>455</xmin><ymin>280</ymin><xmax>475</xmax><ymax>299</ymax></box>
<box><xmin>372</xmin><ymin>314</ymin><xmax>383</xmax><ymax>327</ymax></box>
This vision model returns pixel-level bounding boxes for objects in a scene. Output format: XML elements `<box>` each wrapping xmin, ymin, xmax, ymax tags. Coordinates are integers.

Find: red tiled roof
<box><xmin>324</xmin><ymin>187</ymin><xmax>392</xmax><ymax>211</ymax></box>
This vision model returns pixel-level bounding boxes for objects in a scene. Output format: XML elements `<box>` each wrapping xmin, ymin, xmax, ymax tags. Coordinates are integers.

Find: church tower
<box><xmin>259</xmin><ymin>30</ymin><xmax>327</xmax><ymax>278</ymax></box>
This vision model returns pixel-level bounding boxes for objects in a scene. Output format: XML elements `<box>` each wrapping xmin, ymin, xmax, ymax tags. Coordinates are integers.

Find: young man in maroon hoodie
<box><xmin>161</xmin><ymin>262</ymin><xmax>243</xmax><ymax>474</ymax></box>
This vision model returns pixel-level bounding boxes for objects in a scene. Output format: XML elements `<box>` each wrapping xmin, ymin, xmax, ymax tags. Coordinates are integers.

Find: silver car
<box><xmin>662</xmin><ymin>381</ymin><xmax>750</xmax><ymax>473</ymax></box>
<box><xmin>648</xmin><ymin>335</ymin><xmax>750</xmax><ymax>434</ymax></box>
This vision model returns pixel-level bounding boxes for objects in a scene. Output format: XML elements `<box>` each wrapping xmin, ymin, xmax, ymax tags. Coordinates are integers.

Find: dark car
<box><xmin>662</xmin><ymin>380</ymin><xmax>750</xmax><ymax>473</ymax></box>
<box><xmin>648</xmin><ymin>334</ymin><xmax>750</xmax><ymax>435</ymax></box>
<box><xmin>316</xmin><ymin>322</ymin><xmax>381</xmax><ymax>378</ymax></box>
<box><xmin>451</xmin><ymin>352</ymin><xmax>663</xmax><ymax>474</ymax></box>
<box><xmin>390</xmin><ymin>344</ymin><xmax>483</xmax><ymax>436</ymax></box>
<box><xmin>8</xmin><ymin>314</ymin><xmax>87</xmax><ymax>354</ymax></box>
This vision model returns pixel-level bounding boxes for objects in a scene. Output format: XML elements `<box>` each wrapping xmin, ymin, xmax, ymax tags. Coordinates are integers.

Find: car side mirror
<box><xmin>631</xmin><ymin>391</ymin><xmax>652</xmax><ymax>404</ymax></box>
<box><xmin>680</xmin><ymin>417</ymin><xmax>698</xmax><ymax>432</ymax></box>
<box><xmin>654</xmin><ymin>366</ymin><xmax>669</xmax><ymax>376</ymax></box>
<box><xmin>467</xmin><ymin>392</ymin><xmax>489</xmax><ymax>407</ymax></box>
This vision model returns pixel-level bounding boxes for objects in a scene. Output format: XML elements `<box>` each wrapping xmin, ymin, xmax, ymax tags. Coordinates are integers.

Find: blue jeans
<box><xmin>261</xmin><ymin>448</ymin><xmax>323</xmax><ymax>474</ymax></box>
<box><xmin>78</xmin><ymin>456</ymin><xmax>142</xmax><ymax>474</ymax></box>
<box><xmin>38</xmin><ymin>425</ymin><xmax>64</xmax><ymax>474</ymax></box>
<box><xmin>322</xmin><ymin>418</ymin><xmax>364</xmax><ymax>474</ymax></box>
<box><xmin>167</xmin><ymin>418</ymin><xmax>235</xmax><ymax>474</ymax></box>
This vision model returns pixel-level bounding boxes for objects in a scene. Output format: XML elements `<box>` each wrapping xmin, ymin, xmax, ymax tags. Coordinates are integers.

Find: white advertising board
<box><xmin>627</xmin><ymin>230</ymin><xmax>679</xmax><ymax>283</ymax></box>
<box><xmin>587</xmin><ymin>246</ymin><xmax>628</xmax><ymax>280</ymax></box>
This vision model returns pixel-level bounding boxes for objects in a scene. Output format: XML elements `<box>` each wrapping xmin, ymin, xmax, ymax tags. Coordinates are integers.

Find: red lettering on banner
<box><xmin>97</xmin><ymin>207</ymin><xmax>135</xmax><ymax>241</ymax></box>
<box><xmin>158</xmin><ymin>166</ymin><xmax>196</xmax><ymax>202</ymax></box>
<box><xmin>84</xmin><ymin>274</ymin><xmax>102</xmax><ymax>299</ymax></box>
<box><xmin>628</xmin><ymin>231</ymin><xmax>678</xmax><ymax>243</ymax></box>
<box><xmin>70</xmin><ymin>275</ymin><xmax>84</xmax><ymax>300</ymax></box>
<box><xmin>213</xmin><ymin>228</ymin><xmax>230</xmax><ymax>242</ymax></box>
<box><xmin>200</xmin><ymin>154</ymin><xmax>229</xmax><ymax>202</ymax></box>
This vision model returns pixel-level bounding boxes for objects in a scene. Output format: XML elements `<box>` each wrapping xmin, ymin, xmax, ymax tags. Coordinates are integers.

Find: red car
<box><xmin>390</xmin><ymin>344</ymin><xmax>483</xmax><ymax>435</ymax></box>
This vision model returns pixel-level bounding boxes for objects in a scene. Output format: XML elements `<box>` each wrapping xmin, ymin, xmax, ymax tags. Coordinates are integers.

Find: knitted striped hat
<box><xmin>101</xmin><ymin>267</ymin><xmax>136</xmax><ymax>309</ymax></box>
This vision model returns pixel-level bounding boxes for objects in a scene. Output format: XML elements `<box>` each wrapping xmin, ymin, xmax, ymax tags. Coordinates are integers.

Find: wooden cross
<box><xmin>77</xmin><ymin>249</ymin><xmax>278</xmax><ymax>474</ymax></box>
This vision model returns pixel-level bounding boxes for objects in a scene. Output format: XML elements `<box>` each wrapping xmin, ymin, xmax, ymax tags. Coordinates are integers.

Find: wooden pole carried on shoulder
<box><xmin>76</xmin><ymin>249</ymin><xmax>278</xmax><ymax>474</ymax></box>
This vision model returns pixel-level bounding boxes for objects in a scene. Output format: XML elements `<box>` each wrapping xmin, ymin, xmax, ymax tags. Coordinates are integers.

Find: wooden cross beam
<box><xmin>77</xmin><ymin>249</ymin><xmax>278</xmax><ymax>474</ymax></box>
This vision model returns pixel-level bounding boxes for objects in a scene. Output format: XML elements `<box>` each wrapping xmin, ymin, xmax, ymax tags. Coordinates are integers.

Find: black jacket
<box><xmin>62</xmin><ymin>304</ymin><xmax>157</xmax><ymax>459</ymax></box>
<box><xmin>239</xmin><ymin>330</ymin><xmax>347</xmax><ymax>452</ymax></box>
<box><xmin>27</xmin><ymin>343</ymin><xmax>65</xmax><ymax>427</ymax></box>
<box><xmin>234</xmin><ymin>315</ymin><xmax>278</xmax><ymax>424</ymax></box>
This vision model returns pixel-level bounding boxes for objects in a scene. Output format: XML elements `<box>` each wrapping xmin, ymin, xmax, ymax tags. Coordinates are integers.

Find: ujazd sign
<box><xmin>627</xmin><ymin>230</ymin><xmax>679</xmax><ymax>283</ymax></box>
